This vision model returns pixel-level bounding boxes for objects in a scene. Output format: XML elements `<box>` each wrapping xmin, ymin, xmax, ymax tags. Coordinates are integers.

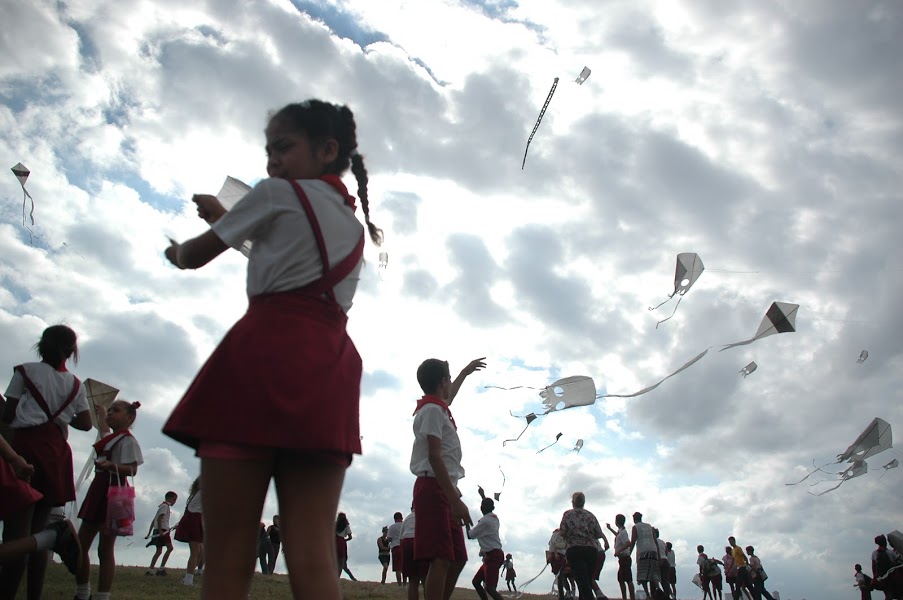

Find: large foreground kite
<box><xmin>75</xmin><ymin>378</ymin><xmax>121</xmax><ymax>491</ymax></box>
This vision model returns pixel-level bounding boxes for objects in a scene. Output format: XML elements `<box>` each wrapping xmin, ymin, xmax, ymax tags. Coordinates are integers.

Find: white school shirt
<box><xmin>667</xmin><ymin>550</ymin><xmax>676</xmax><ymax>567</ymax></box>
<box><xmin>387</xmin><ymin>522</ymin><xmax>403</xmax><ymax>549</ymax></box>
<box><xmin>548</xmin><ymin>531</ymin><xmax>566</xmax><ymax>556</ymax></box>
<box><xmin>409</xmin><ymin>402</ymin><xmax>464</xmax><ymax>485</ymax></box>
<box><xmin>5</xmin><ymin>362</ymin><xmax>89</xmax><ymax>438</ymax></box>
<box><xmin>656</xmin><ymin>538</ymin><xmax>667</xmax><ymax>558</ymax></box>
<box><xmin>94</xmin><ymin>433</ymin><xmax>143</xmax><ymax>473</ymax></box>
<box><xmin>634</xmin><ymin>522</ymin><xmax>656</xmax><ymax>555</ymax></box>
<box><xmin>187</xmin><ymin>490</ymin><xmax>203</xmax><ymax>513</ymax></box>
<box><xmin>154</xmin><ymin>503</ymin><xmax>172</xmax><ymax>531</ymax></box>
<box><xmin>400</xmin><ymin>512</ymin><xmax>416</xmax><ymax>540</ymax></box>
<box><xmin>337</xmin><ymin>524</ymin><xmax>352</xmax><ymax>538</ymax></box>
<box><xmin>212</xmin><ymin>177</ymin><xmax>364</xmax><ymax>311</ymax></box>
<box><xmin>468</xmin><ymin>512</ymin><xmax>502</xmax><ymax>553</ymax></box>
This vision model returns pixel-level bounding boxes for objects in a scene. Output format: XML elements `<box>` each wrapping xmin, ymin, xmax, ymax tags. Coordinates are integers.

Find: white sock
<box><xmin>32</xmin><ymin>529</ymin><xmax>57</xmax><ymax>552</ymax></box>
<box><xmin>75</xmin><ymin>583</ymin><xmax>91</xmax><ymax>599</ymax></box>
<box><xmin>183</xmin><ymin>573</ymin><xmax>194</xmax><ymax>584</ymax></box>
<box><xmin>96</xmin><ymin>593</ymin><xmax>111</xmax><ymax>600</ymax></box>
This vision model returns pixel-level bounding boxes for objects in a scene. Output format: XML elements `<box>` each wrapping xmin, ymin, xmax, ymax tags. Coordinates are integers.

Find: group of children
<box><xmin>855</xmin><ymin>533</ymin><xmax>903</xmax><ymax>600</ymax></box>
<box><xmin>694</xmin><ymin>537</ymin><xmax>775</xmax><ymax>600</ymax></box>
<box><xmin>0</xmin><ymin>325</ymin><xmax>143</xmax><ymax>600</ymax></box>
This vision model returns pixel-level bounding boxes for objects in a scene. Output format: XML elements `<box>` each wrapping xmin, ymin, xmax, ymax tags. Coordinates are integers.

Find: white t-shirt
<box><xmin>387</xmin><ymin>522</ymin><xmax>403</xmax><ymax>548</ymax></box>
<box><xmin>5</xmin><ymin>362</ymin><xmax>89</xmax><ymax>438</ymax></box>
<box><xmin>634</xmin><ymin>522</ymin><xmax>656</xmax><ymax>555</ymax></box>
<box><xmin>94</xmin><ymin>432</ymin><xmax>143</xmax><ymax>472</ymax></box>
<box><xmin>667</xmin><ymin>550</ymin><xmax>676</xmax><ymax>567</ymax></box>
<box><xmin>548</xmin><ymin>531</ymin><xmax>566</xmax><ymax>556</ymax></box>
<box><xmin>187</xmin><ymin>490</ymin><xmax>203</xmax><ymax>513</ymax></box>
<box><xmin>615</xmin><ymin>527</ymin><xmax>630</xmax><ymax>557</ymax></box>
<box><xmin>154</xmin><ymin>502</ymin><xmax>172</xmax><ymax>531</ymax></box>
<box><xmin>401</xmin><ymin>512</ymin><xmax>416</xmax><ymax>540</ymax></box>
<box><xmin>656</xmin><ymin>538</ymin><xmax>667</xmax><ymax>558</ymax></box>
<box><xmin>409</xmin><ymin>402</ymin><xmax>464</xmax><ymax>484</ymax></box>
<box><xmin>212</xmin><ymin>178</ymin><xmax>364</xmax><ymax>311</ymax></box>
<box><xmin>468</xmin><ymin>512</ymin><xmax>502</xmax><ymax>552</ymax></box>
<box><xmin>337</xmin><ymin>524</ymin><xmax>352</xmax><ymax>538</ymax></box>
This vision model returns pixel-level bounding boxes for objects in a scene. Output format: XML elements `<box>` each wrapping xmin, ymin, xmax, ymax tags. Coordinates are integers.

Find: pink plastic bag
<box><xmin>106</xmin><ymin>479</ymin><xmax>135</xmax><ymax>536</ymax></box>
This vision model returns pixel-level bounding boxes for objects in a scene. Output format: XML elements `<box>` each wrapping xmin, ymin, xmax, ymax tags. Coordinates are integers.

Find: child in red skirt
<box><xmin>174</xmin><ymin>477</ymin><xmax>204</xmax><ymax>586</ymax></box>
<box><xmin>73</xmin><ymin>400</ymin><xmax>143</xmax><ymax>600</ymax></box>
<box><xmin>162</xmin><ymin>99</ymin><xmax>382</xmax><ymax>600</ymax></box>
<box><xmin>0</xmin><ymin>325</ymin><xmax>92</xmax><ymax>599</ymax></box>
<box><xmin>0</xmin><ymin>433</ymin><xmax>82</xmax><ymax>571</ymax></box>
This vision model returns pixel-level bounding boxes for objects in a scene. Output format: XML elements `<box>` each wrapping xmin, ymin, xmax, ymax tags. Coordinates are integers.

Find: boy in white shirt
<box><xmin>410</xmin><ymin>357</ymin><xmax>486</xmax><ymax>600</ymax></box>
<box><xmin>466</xmin><ymin>497</ymin><xmax>504</xmax><ymax>600</ymax></box>
<box><xmin>145</xmin><ymin>491</ymin><xmax>178</xmax><ymax>575</ymax></box>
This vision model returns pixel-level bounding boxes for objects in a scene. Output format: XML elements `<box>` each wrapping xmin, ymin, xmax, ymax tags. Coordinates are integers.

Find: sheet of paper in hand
<box><xmin>217</xmin><ymin>176</ymin><xmax>253</xmax><ymax>257</ymax></box>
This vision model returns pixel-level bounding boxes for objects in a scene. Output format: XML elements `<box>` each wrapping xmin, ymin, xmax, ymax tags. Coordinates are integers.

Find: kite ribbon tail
<box><xmin>502</xmin><ymin>422</ymin><xmax>531</xmax><ymax>447</ymax></box>
<box><xmin>536</xmin><ymin>439</ymin><xmax>560</xmax><ymax>454</ymax></box>
<box><xmin>22</xmin><ymin>189</ymin><xmax>34</xmax><ymax>227</ymax></box>
<box><xmin>655</xmin><ymin>296</ymin><xmax>683</xmax><ymax>329</ymax></box>
<box><xmin>517</xmin><ymin>562</ymin><xmax>549</xmax><ymax>594</ymax></box>
<box><xmin>810</xmin><ymin>479</ymin><xmax>845</xmax><ymax>496</ymax></box>
<box><xmin>648</xmin><ymin>292</ymin><xmax>676</xmax><ymax>312</ymax></box>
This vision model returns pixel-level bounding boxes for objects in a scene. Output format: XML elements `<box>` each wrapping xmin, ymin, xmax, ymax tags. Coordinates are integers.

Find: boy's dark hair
<box><xmin>417</xmin><ymin>359</ymin><xmax>450</xmax><ymax>394</ymax></box>
<box><xmin>165</xmin><ymin>491</ymin><xmax>178</xmax><ymax>500</ymax></box>
<box><xmin>36</xmin><ymin>324</ymin><xmax>78</xmax><ymax>367</ymax></box>
<box><xmin>394</xmin><ymin>511</ymin><xmax>403</xmax><ymax>521</ymax></box>
<box><xmin>269</xmin><ymin>100</ymin><xmax>382</xmax><ymax>244</ymax></box>
<box><xmin>615</xmin><ymin>513</ymin><xmax>626</xmax><ymax>527</ymax></box>
<box><xmin>876</xmin><ymin>534</ymin><xmax>888</xmax><ymax>546</ymax></box>
<box><xmin>697</xmin><ymin>544</ymin><xmax>704</xmax><ymax>553</ymax></box>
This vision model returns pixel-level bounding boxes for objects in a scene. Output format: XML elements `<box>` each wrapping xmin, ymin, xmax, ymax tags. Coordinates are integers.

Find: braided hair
<box><xmin>269</xmin><ymin>100</ymin><xmax>383</xmax><ymax>245</ymax></box>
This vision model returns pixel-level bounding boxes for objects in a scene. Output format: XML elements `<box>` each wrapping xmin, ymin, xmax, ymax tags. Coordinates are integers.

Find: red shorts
<box><xmin>163</xmin><ymin>292</ymin><xmax>362</xmax><ymax>455</ymax></box>
<box><xmin>391</xmin><ymin>545</ymin><xmax>403</xmax><ymax>572</ymax></box>
<box><xmin>0</xmin><ymin>459</ymin><xmax>43</xmax><ymax>519</ymax></box>
<box><xmin>593</xmin><ymin>550</ymin><xmax>606</xmax><ymax>580</ymax></box>
<box><xmin>196</xmin><ymin>441</ymin><xmax>351</xmax><ymax>467</ymax></box>
<box><xmin>412</xmin><ymin>476</ymin><xmax>466</xmax><ymax>562</ymax></box>
<box><xmin>550</xmin><ymin>553</ymin><xmax>567</xmax><ymax>575</ymax></box>
<box><xmin>401</xmin><ymin>538</ymin><xmax>429</xmax><ymax>579</ymax></box>
<box><xmin>473</xmin><ymin>548</ymin><xmax>505</xmax><ymax>590</ymax></box>
<box><xmin>174</xmin><ymin>510</ymin><xmax>203</xmax><ymax>543</ymax></box>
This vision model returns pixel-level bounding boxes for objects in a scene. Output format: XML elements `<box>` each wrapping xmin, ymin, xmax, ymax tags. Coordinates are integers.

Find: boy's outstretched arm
<box><xmin>447</xmin><ymin>357</ymin><xmax>486</xmax><ymax>405</ymax></box>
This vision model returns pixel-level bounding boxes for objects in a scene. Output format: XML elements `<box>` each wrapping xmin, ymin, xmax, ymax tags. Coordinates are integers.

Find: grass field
<box><xmin>23</xmin><ymin>562</ymin><xmax>551</xmax><ymax>599</ymax></box>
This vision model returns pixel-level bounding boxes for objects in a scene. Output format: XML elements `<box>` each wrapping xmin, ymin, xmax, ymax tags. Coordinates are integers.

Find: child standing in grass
<box><xmin>145</xmin><ymin>491</ymin><xmax>178</xmax><ymax>576</ymax></box>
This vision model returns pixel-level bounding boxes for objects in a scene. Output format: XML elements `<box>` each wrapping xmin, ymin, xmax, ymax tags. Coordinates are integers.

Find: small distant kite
<box><xmin>649</xmin><ymin>253</ymin><xmax>705</xmax><ymax>327</ymax></box>
<box><xmin>216</xmin><ymin>176</ymin><xmax>253</xmax><ymax>256</ymax></box>
<box><xmin>503</xmin><ymin>412</ymin><xmax>538</xmax><ymax>446</ymax></box>
<box><xmin>378</xmin><ymin>251</ymin><xmax>388</xmax><ymax>269</ymax></box>
<box><xmin>11</xmin><ymin>162</ymin><xmax>35</xmax><ymax>237</ymax></box>
<box><xmin>570</xmin><ymin>439</ymin><xmax>584</xmax><ymax>453</ymax></box>
<box><xmin>478</xmin><ymin>467</ymin><xmax>507</xmax><ymax>501</ymax></box>
<box><xmin>537</xmin><ymin>432</ymin><xmax>563</xmax><ymax>454</ymax></box>
<box><xmin>574</xmin><ymin>66</ymin><xmax>591</xmax><ymax>84</ymax></box>
<box><xmin>857</xmin><ymin>350</ymin><xmax>869</xmax><ymax>364</ymax></box>
<box><xmin>808</xmin><ymin>460</ymin><xmax>868</xmax><ymax>496</ymax></box>
<box><xmin>880</xmin><ymin>458</ymin><xmax>899</xmax><ymax>478</ymax></box>
<box><xmin>739</xmin><ymin>362</ymin><xmax>757</xmax><ymax>378</ymax></box>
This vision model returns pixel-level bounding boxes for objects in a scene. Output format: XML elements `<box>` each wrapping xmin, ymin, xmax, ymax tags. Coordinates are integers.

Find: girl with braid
<box><xmin>163</xmin><ymin>99</ymin><xmax>382</xmax><ymax>600</ymax></box>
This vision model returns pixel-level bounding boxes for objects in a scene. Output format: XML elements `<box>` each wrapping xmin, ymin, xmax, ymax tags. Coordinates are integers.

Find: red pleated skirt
<box><xmin>12</xmin><ymin>422</ymin><xmax>75</xmax><ymax>506</ymax></box>
<box><xmin>174</xmin><ymin>510</ymin><xmax>204</xmax><ymax>543</ymax></box>
<box><xmin>0</xmin><ymin>459</ymin><xmax>43</xmax><ymax>519</ymax></box>
<box><xmin>78</xmin><ymin>472</ymin><xmax>127</xmax><ymax>523</ymax></box>
<box><xmin>163</xmin><ymin>291</ymin><xmax>362</xmax><ymax>455</ymax></box>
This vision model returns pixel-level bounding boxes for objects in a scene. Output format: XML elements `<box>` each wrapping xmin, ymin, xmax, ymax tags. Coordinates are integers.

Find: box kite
<box><xmin>216</xmin><ymin>176</ymin><xmax>253</xmax><ymax>256</ymax></box>
<box><xmin>880</xmin><ymin>458</ymin><xmax>898</xmax><ymax>478</ymax></box>
<box><xmin>808</xmin><ymin>460</ymin><xmax>868</xmax><ymax>496</ymax></box>
<box><xmin>857</xmin><ymin>350</ymin><xmax>869</xmax><ymax>364</ymax></box>
<box><xmin>739</xmin><ymin>361</ymin><xmax>757</xmax><ymax>378</ymax></box>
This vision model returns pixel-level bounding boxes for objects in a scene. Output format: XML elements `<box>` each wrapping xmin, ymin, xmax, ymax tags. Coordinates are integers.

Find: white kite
<box><xmin>571</xmin><ymin>439</ymin><xmax>584</xmax><ymax>453</ymax></box>
<box><xmin>720</xmin><ymin>302</ymin><xmax>799</xmax><ymax>351</ymax></box>
<box><xmin>216</xmin><ymin>176</ymin><xmax>253</xmax><ymax>256</ymax></box>
<box><xmin>649</xmin><ymin>252</ymin><xmax>705</xmax><ymax>327</ymax></box>
<box><xmin>808</xmin><ymin>460</ymin><xmax>868</xmax><ymax>496</ymax></box>
<box><xmin>11</xmin><ymin>162</ymin><xmax>35</xmax><ymax>238</ymax></box>
<box><xmin>857</xmin><ymin>350</ymin><xmax>869</xmax><ymax>364</ymax></box>
<box><xmin>541</xmin><ymin>376</ymin><xmax>597</xmax><ymax>413</ymax></box>
<box><xmin>880</xmin><ymin>458</ymin><xmax>899</xmax><ymax>478</ymax></box>
<box><xmin>75</xmin><ymin>378</ymin><xmax>121</xmax><ymax>491</ymax></box>
<box><xmin>574</xmin><ymin>66</ymin><xmax>591</xmax><ymax>84</ymax></box>
<box><xmin>740</xmin><ymin>362</ymin><xmax>758</xmax><ymax>378</ymax></box>
<box><xmin>788</xmin><ymin>417</ymin><xmax>893</xmax><ymax>487</ymax></box>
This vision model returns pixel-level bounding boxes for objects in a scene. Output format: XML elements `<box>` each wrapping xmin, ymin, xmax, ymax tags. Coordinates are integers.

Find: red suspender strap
<box><xmin>288</xmin><ymin>180</ymin><xmax>365</xmax><ymax>301</ymax></box>
<box><xmin>13</xmin><ymin>365</ymin><xmax>79</xmax><ymax>421</ymax></box>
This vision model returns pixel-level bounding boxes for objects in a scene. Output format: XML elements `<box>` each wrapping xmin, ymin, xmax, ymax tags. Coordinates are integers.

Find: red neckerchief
<box><xmin>414</xmin><ymin>394</ymin><xmax>456</xmax><ymax>430</ymax></box>
<box><xmin>93</xmin><ymin>430</ymin><xmax>130</xmax><ymax>456</ymax></box>
<box><xmin>319</xmin><ymin>175</ymin><xmax>357</xmax><ymax>212</ymax></box>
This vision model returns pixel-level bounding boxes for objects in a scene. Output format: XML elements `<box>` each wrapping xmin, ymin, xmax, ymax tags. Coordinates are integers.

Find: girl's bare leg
<box><xmin>76</xmin><ymin>521</ymin><xmax>101</xmax><ymax>585</ymax></box>
<box><xmin>200</xmin><ymin>457</ymin><xmax>272</xmax><ymax>600</ymax></box>
<box><xmin>274</xmin><ymin>453</ymin><xmax>345</xmax><ymax>600</ymax></box>
<box><xmin>0</xmin><ymin>503</ymin><xmax>35</xmax><ymax>598</ymax></box>
<box><xmin>97</xmin><ymin>532</ymin><xmax>117</xmax><ymax>592</ymax></box>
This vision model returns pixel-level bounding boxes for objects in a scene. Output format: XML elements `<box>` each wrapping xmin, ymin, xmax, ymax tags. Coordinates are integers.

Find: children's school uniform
<box><xmin>410</xmin><ymin>395</ymin><xmax>466</xmax><ymax>563</ymax></box>
<box><xmin>147</xmin><ymin>502</ymin><xmax>173</xmax><ymax>547</ymax></box>
<box><xmin>503</xmin><ymin>557</ymin><xmax>516</xmax><ymax>581</ymax></box>
<box><xmin>78</xmin><ymin>430</ymin><xmax>143</xmax><ymax>522</ymax></box>
<box><xmin>336</xmin><ymin>525</ymin><xmax>352</xmax><ymax>562</ymax></box>
<box><xmin>5</xmin><ymin>362</ymin><xmax>88</xmax><ymax>505</ymax></box>
<box><xmin>163</xmin><ymin>177</ymin><xmax>365</xmax><ymax>459</ymax></box>
<box><xmin>400</xmin><ymin>511</ymin><xmax>428</xmax><ymax>579</ymax></box>
<box><xmin>387</xmin><ymin>520</ymin><xmax>404</xmax><ymax>573</ymax></box>
<box><xmin>174</xmin><ymin>491</ymin><xmax>203</xmax><ymax>543</ymax></box>
<box><xmin>468</xmin><ymin>512</ymin><xmax>504</xmax><ymax>590</ymax></box>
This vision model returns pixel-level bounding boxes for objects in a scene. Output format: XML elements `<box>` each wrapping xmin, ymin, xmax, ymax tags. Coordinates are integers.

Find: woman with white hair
<box><xmin>559</xmin><ymin>492</ymin><xmax>608</xmax><ymax>600</ymax></box>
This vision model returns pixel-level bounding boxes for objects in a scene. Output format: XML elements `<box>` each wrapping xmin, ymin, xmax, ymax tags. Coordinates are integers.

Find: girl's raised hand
<box><xmin>193</xmin><ymin>194</ymin><xmax>227</xmax><ymax>224</ymax></box>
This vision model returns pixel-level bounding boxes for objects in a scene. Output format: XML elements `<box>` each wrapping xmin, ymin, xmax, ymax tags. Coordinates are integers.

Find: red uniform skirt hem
<box><xmin>12</xmin><ymin>423</ymin><xmax>75</xmax><ymax>506</ymax></box>
<box><xmin>0</xmin><ymin>460</ymin><xmax>43</xmax><ymax>519</ymax></box>
<box><xmin>78</xmin><ymin>473</ymin><xmax>127</xmax><ymax>523</ymax></box>
<box><xmin>174</xmin><ymin>510</ymin><xmax>203</xmax><ymax>543</ymax></box>
<box><xmin>163</xmin><ymin>292</ymin><xmax>362</xmax><ymax>455</ymax></box>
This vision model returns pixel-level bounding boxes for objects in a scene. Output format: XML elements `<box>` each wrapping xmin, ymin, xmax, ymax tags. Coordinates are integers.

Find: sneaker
<box><xmin>145</xmin><ymin>570</ymin><xmax>154</xmax><ymax>576</ymax></box>
<box><xmin>156</xmin><ymin>569</ymin><xmax>167</xmax><ymax>576</ymax></box>
<box><xmin>48</xmin><ymin>519</ymin><xmax>82</xmax><ymax>575</ymax></box>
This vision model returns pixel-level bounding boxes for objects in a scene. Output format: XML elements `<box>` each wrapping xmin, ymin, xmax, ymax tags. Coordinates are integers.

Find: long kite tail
<box><xmin>516</xmin><ymin>562</ymin><xmax>549</xmax><ymax>595</ymax></box>
<box><xmin>654</xmin><ymin>296</ymin><xmax>683</xmax><ymax>329</ymax></box>
<box><xmin>522</xmin><ymin>77</ymin><xmax>559</xmax><ymax>169</ymax></box>
<box><xmin>502</xmin><ymin>422</ymin><xmax>532</xmax><ymax>446</ymax></box>
<box><xmin>785</xmin><ymin>460</ymin><xmax>836</xmax><ymax>486</ymax></box>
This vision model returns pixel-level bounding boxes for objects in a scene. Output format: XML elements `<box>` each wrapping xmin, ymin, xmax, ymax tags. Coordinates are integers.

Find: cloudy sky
<box><xmin>2</xmin><ymin>1</ymin><xmax>902</xmax><ymax>598</ymax></box>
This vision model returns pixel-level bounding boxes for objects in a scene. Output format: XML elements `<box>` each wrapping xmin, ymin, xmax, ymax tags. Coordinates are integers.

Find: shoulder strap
<box><xmin>15</xmin><ymin>365</ymin><xmax>80</xmax><ymax>421</ymax></box>
<box><xmin>288</xmin><ymin>180</ymin><xmax>365</xmax><ymax>302</ymax></box>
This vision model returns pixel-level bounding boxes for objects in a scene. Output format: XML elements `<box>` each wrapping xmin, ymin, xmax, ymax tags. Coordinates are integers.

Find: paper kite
<box><xmin>649</xmin><ymin>252</ymin><xmax>705</xmax><ymax>327</ymax></box>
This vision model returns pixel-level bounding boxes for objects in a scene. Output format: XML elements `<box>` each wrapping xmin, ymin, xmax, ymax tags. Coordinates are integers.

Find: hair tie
<box><xmin>349</xmin><ymin>149</ymin><xmax>360</xmax><ymax>158</ymax></box>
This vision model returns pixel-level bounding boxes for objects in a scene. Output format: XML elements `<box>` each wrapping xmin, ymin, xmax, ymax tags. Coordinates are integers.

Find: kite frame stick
<box><xmin>522</xmin><ymin>77</ymin><xmax>559</xmax><ymax>169</ymax></box>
